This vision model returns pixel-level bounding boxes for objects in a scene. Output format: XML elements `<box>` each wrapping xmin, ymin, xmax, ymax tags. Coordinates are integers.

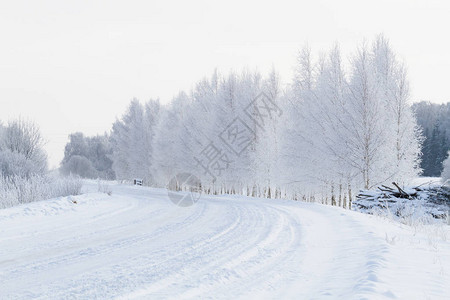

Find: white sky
<box><xmin>1</xmin><ymin>0</ymin><xmax>449</xmax><ymax>168</ymax></box>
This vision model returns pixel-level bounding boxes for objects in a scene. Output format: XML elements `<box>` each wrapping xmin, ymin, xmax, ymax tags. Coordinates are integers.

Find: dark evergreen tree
<box><xmin>413</xmin><ymin>102</ymin><xmax>450</xmax><ymax>176</ymax></box>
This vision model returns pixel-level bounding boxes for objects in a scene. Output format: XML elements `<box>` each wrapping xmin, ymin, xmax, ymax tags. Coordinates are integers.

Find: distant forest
<box><xmin>413</xmin><ymin>101</ymin><xmax>450</xmax><ymax>176</ymax></box>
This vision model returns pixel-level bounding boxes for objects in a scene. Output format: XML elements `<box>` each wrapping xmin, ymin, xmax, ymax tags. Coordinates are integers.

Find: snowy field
<box><xmin>0</xmin><ymin>182</ymin><xmax>449</xmax><ymax>299</ymax></box>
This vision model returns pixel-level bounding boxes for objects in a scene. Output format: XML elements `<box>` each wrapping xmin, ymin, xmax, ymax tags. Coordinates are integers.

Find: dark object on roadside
<box><xmin>355</xmin><ymin>182</ymin><xmax>450</xmax><ymax>220</ymax></box>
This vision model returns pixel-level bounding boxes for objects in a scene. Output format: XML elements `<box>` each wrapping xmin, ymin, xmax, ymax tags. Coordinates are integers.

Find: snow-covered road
<box><xmin>0</xmin><ymin>183</ymin><xmax>449</xmax><ymax>299</ymax></box>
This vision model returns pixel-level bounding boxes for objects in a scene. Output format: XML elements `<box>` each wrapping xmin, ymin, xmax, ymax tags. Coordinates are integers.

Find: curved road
<box><xmin>0</xmin><ymin>183</ymin><xmax>448</xmax><ymax>299</ymax></box>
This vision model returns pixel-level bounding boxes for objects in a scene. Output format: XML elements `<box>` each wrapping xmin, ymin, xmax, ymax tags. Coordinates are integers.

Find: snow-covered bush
<box><xmin>0</xmin><ymin>119</ymin><xmax>47</xmax><ymax>174</ymax></box>
<box><xmin>0</xmin><ymin>118</ymin><xmax>83</xmax><ymax>209</ymax></box>
<box><xmin>0</xmin><ymin>149</ymin><xmax>45</xmax><ymax>178</ymax></box>
<box><xmin>0</xmin><ymin>175</ymin><xmax>82</xmax><ymax>209</ymax></box>
<box><xmin>50</xmin><ymin>176</ymin><xmax>83</xmax><ymax>198</ymax></box>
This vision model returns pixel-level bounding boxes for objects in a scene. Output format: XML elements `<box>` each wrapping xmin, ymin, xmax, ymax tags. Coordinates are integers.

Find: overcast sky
<box><xmin>1</xmin><ymin>0</ymin><xmax>449</xmax><ymax>168</ymax></box>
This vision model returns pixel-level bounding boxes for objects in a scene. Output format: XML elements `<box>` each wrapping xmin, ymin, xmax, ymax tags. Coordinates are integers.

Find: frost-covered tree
<box><xmin>62</xmin><ymin>132</ymin><xmax>88</xmax><ymax>164</ymax></box>
<box><xmin>346</xmin><ymin>43</ymin><xmax>388</xmax><ymax>189</ymax></box>
<box><xmin>0</xmin><ymin>119</ymin><xmax>83</xmax><ymax>209</ymax></box>
<box><xmin>141</xmin><ymin>99</ymin><xmax>161</xmax><ymax>185</ymax></box>
<box><xmin>109</xmin><ymin>37</ymin><xmax>422</xmax><ymax>204</ymax></box>
<box><xmin>372</xmin><ymin>35</ymin><xmax>422</xmax><ymax>183</ymax></box>
<box><xmin>86</xmin><ymin>135</ymin><xmax>115</xmax><ymax>179</ymax></box>
<box><xmin>152</xmin><ymin>95</ymin><xmax>187</xmax><ymax>186</ymax></box>
<box><xmin>0</xmin><ymin>150</ymin><xmax>41</xmax><ymax>178</ymax></box>
<box><xmin>0</xmin><ymin>119</ymin><xmax>47</xmax><ymax>177</ymax></box>
<box><xmin>0</xmin><ymin>123</ymin><xmax>4</xmax><ymax>142</ymax></box>
<box><xmin>215</xmin><ymin>70</ymin><xmax>262</xmax><ymax>191</ymax></box>
<box><xmin>61</xmin><ymin>155</ymin><xmax>97</xmax><ymax>178</ymax></box>
<box><xmin>1</xmin><ymin>119</ymin><xmax>45</xmax><ymax>160</ymax></box>
<box><xmin>254</xmin><ymin>68</ymin><xmax>283</xmax><ymax>197</ymax></box>
<box><xmin>151</xmin><ymin>70</ymin><xmax>266</xmax><ymax>193</ymax></box>
<box><xmin>111</xmin><ymin>99</ymin><xmax>142</xmax><ymax>181</ymax></box>
<box><xmin>61</xmin><ymin>132</ymin><xmax>114</xmax><ymax>179</ymax></box>
<box><xmin>111</xmin><ymin>98</ymin><xmax>160</xmax><ymax>184</ymax></box>
<box><xmin>278</xmin><ymin>37</ymin><xmax>421</xmax><ymax>199</ymax></box>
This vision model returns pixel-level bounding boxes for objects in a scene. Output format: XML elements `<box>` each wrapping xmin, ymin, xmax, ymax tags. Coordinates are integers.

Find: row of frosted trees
<box><xmin>110</xmin><ymin>36</ymin><xmax>422</xmax><ymax>207</ymax></box>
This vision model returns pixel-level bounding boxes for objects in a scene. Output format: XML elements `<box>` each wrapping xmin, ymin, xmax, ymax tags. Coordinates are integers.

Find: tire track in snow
<box><xmin>122</xmin><ymin>198</ymin><xmax>304</xmax><ymax>299</ymax></box>
<box><xmin>2</xmin><ymin>183</ymin><xmax>447</xmax><ymax>299</ymax></box>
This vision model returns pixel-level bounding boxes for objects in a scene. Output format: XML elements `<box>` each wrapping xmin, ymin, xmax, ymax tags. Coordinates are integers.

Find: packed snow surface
<box><xmin>0</xmin><ymin>182</ymin><xmax>449</xmax><ymax>299</ymax></box>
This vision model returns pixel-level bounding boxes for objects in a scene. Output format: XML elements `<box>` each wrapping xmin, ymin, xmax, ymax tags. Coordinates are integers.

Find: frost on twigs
<box><xmin>0</xmin><ymin>175</ymin><xmax>83</xmax><ymax>209</ymax></box>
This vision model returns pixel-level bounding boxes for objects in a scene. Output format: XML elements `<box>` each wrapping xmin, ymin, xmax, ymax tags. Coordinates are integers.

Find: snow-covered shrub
<box><xmin>0</xmin><ymin>175</ymin><xmax>82</xmax><ymax>209</ymax></box>
<box><xmin>0</xmin><ymin>119</ymin><xmax>47</xmax><ymax>174</ymax></box>
<box><xmin>0</xmin><ymin>149</ymin><xmax>45</xmax><ymax>178</ymax></box>
<box><xmin>50</xmin><ymin>176</ymin><xmax>83</xmax><ymax>198</ymax></box>
<box><xmin>0</xmin><ymin>118</ymin><xmax>83</xmax><ymax>209</ymax></box>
